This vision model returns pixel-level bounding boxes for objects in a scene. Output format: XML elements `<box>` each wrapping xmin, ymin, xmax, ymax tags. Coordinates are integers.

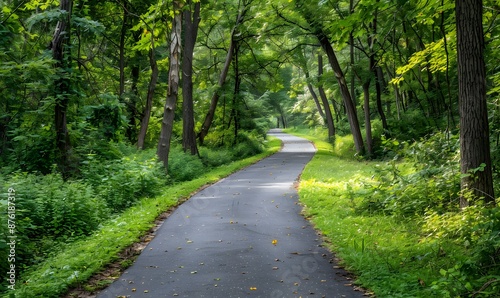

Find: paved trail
<box><xmin>97</xmin><ymin>130</ymin><xmax>365</xmax><ymax>298</ymax></box>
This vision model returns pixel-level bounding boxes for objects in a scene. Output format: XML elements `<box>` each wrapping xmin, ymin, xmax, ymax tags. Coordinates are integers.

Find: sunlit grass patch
<box><xmin>289</xmin><ymin>129</ymin><xmax>472</xmax><ymax>297</ymax></box>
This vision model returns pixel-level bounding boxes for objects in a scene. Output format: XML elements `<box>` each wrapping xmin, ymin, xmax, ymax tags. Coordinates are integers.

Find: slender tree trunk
<box><xmin>231</xmin><ymin>51</ymin><xmax>241</xmax><ymax>144</ymax></box>
<box><xmin>349</xmin><ymin>0</ymin><xmax>357</xmax><ymax>107</ymax></box>
<box><xmin>318</xmin><ymin>53</ymin><xmax>335</xmax><ymax>139</ymax></box>
<box><xmin>119</xmin><ymin>0</ymin><xmax>127</xmax><ymax>98</ymax></box>
<box><xmin>198</xmin><ymin>5</ymin><xmax>248</xmax><ymax>145</ymax></box>
<box><xmin>370</xmin><ymin>2</ymin><xmax>387</xmax><ymax>134</ymax></box>
<box><xmin>298</xmin><ymin>47</ymin><xmax>325</xmax><ymax>122</ymax></box>
<box><xmin>456</xmin><ymin>0</ymin><xmax>495</xmax><ymax>206</ymax></box>
<box><xmin>307</xmin><ymin>82</ymin><xmax>325</xmax><ymax>121</ymax></box>
<box><xmin>52</xmin><ymin>0</ymin><xmax>73</xmax><ymax>175</ymax></box>
<box><xmin>441</xmin><ymin>0</ymin><xmax>456</xmax><ymax>130</ymax></box>
<box><xmin>362</xmin><ymin>82</ymin><xmax>373</xmax><ymax>156</ymax></box>
<box><xmin>126</xmin><ymin>64</ymin><xmax>140</xmax><ymax>143</ymax></box>
<box><xmin>157</xmin><ymin>1</ymin><xmax>182</xmax><ymax>169</ymax></box>
<box><xmin>298</xmin><ymin>3</ymin><xmax>364</xmax><ymax>153</ymax></box>
<box><xmin>182</xmin><ymin>0</ymin><xmax>201</xmax><ymax>155</ymax></box>
<box><xmin>137</xmin><ymin>47</ymin><xmax>159</xmax><ymax>149</ymax></box>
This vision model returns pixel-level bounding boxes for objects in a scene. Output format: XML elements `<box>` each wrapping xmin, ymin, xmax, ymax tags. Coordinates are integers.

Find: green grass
<box><xmin>3</xmin><ymin>137</ymin><xmax>281</xmax><ymax>298</ymax></box>
<box><xmin>287</xmin><ymin>128</ymin><xmax>467</xmax><ymax>297</ymax></box>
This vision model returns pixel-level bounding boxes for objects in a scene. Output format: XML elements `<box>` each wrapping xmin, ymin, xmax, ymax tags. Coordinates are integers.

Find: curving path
<box><xmin>97</xmin><ymin>129</ymin><xmax>365</xmax><ymax>298</ymax></box>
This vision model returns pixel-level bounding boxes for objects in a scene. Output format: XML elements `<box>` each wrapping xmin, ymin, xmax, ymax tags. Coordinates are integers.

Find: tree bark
<box><xmin>52</xmin><ymin>0</ymin><xmax>73</xmax><ymax>175</ymax></box>
<box><xmin>297</xmin><ymin>1</ymin><xmax>364</xmax><ymax>154</ymax></box>
<box><xmin>119</xmin><ymin>0</ymin><xmax>127</xmax><ymax>98</ymax></box>
<box><xmin>456</xmin><ymin>0</ymin><xmax>495</xmax><ymax>206</ymax></box>
<box><xmin>318</xmin><ymin>53</ymin><xmax>335</xmax><ymax>139</ymax></box>
<box><xmin>182</xmin><ymin>0</ymin><xmax>201</xmax><ymax>155</ymax></box>
<box><xmin>362</xmin><ymin>82</ymin><xmax>373</xmax><ymax>156</ymax></box>
<box><xmin>307</xmin><ymin>82</ymin><xmax>325</xmax><ymax>121</ymax></box>
<box><xmin>137</xmin><ymin>48</ymin><xmax>159</xmax><ymax>149</ymax></box>
<box><xmin>157</xmin><ymin>1</ymin><xmax>182</xmax><ymax>169</ymax></box>
<box><xmin>198</xmin><ymin>5</ymin><xmax>248</xmax><ymax>145</ymax></box>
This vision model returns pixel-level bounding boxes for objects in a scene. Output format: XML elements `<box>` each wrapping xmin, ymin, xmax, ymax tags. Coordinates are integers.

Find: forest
<box><xmin>1</xmin><ymin>0</ymin><xmax>500</xmax><ymax>297</ymax></box>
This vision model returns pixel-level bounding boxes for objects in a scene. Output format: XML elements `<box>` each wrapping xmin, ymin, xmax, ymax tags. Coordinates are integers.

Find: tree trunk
<box><xmin>157</xmin><ymin>1</ymin><xmax>182</xmax><ymax>169</ymax></box>
<box><xmin>362</xmin><ymin>82</ymin><xmax>373</xmax><ymax>156</ymax></box>
<box><xmin>297</xmin><ymin>1</ymin><xmax>364</xmax><ymax>154</ymax></box>
<box><xmin>126</xmin><ymin>64</ymin><xmax>140</xmax><ymax>143</ymax></box>
<box><xmin>305</xmin><ymin>76</ymin><xmax>325</xmax><ymax>121</ymax></box>
<box><xmin>375</xmin><ymin>66</ymin><xmax>388</xmax><ymax>132</ymax></box>
<box><xmin>198</xmin><ymin>5</ymin><xmax>248</xmax><ymax>145</ymax></box>
<box><xmin>322</xmin><ymin>38</ymin><xmax>363</xmax><ymax>154</ymax></box>
<box><xmin>318</xmin><ymin>53</ymin><xmax>335</xmax><ymax>139</ymax></box>
<box><xmin>52</xmin><ymin>0</ymin><xmax>72</xmax><ymax>175</ymax></box>
<box><xmin>182</xmin><ymin>0</ymin><xmax>201</xmax><ymax>155</ymax></box>
<box><xmin>119</xmin><ymin>0</ymin><xmax>127</xmax><ymax>98</ymax></box>
<box><xmin>456</xmin><ymin>0</ymin><xmax>495</xmax><ymax>206</ymax></box>
<box><xmin>137</xmin><ymin>47</ymin><xmax>159</xmax><ymax>149</ymax></box>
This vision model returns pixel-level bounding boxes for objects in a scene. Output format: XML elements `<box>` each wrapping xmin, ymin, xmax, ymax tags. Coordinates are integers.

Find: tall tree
<box><xmin>296</xmin><ymin>0</ymin><xmax>364</xmax><ymax>154</ymax></box>
<box><xmin>317</xmin><ymin>53</ymin><xmax>335</xmax><ymax>139</ymax></box>
<box><xmin>182</xmin><ymin>0</ymin><xmax>201</xmax><ymax>155</ymax></box>
<box><xmin>137</xmin><ymin>46</ymin><xmax>159</xmax><ymax>150</ymax></box>
<box><xmin>197</xmin><ymin>2</ymin><xmax>249</xmax><ymax>145</ymax></box>
<box><xmin>456</xmin><ymin>0</ymin><xmax>495</xmax><ymax>206</ymax></box>
<box><xmin>157</xmin><ymin>0</ymin><xmax>182</xmax><ymax>169</ymax></box>
<box><xmin>52</xmin><ymin>0</ymin><xmax>73</xmax><ymax>174</ymax></box>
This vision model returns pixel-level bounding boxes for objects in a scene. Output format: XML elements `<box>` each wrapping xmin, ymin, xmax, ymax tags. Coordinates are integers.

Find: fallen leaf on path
<box><xmin>250</xmin><ymin>287</ymin><xmax>257</xmax><ymax>290</ymax></box>
<box><xmin>272</xmin><ymin>239</ymin><xmax>278</xmax><ymax>246</ymax></box>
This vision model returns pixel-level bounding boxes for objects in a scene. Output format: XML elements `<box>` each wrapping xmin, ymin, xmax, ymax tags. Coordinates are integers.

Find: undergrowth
<box><xmin>0</xmin><ymin>133</ymin><xmax>279</xmax><ymax>297</ymax></box>
<box><xmin>290</xmin><ymin>128</ymin><xmax>500</xmax><ymax>297</ymax></box>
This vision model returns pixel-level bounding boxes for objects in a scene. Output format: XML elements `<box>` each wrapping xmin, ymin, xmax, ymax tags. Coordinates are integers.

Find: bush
<box><xmin>199</xmin><ymin>147</ymin><xmax>233</xmax><ymax>168</ymax></box>
<box><xmin>0</xmin><ymin>172</ymin><xmax>109</xmax><ymax>281</ymax></box>
<box><xmin>333</xmin><ymin>134</ymin><xmax>356</xmax><ymax>159</ymax></box>
<box><xmin>425</xmin><ymin>205</ymin><xmax>500</xmax><ymax>297</ymax></box>
<box><xmin>168</xmin><ymin>146</ymin><xmax>205</xmax><ymax>182</ymax></box>
<box><xmin>355</xmin><ymin>132</ymin><xmax>461</xmax><ymax>216</ymax></box>
<box><xmin>81</xmin><ymin>150</ymin><xmax>166</xmax><ymax>212</ymax></box>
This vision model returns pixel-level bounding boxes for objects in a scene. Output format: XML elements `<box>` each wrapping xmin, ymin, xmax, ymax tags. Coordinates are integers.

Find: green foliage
<box><xmin>333</xmin><ymin>134</ymin><xmax>356</xmax><ymax>159</ymax></box>
<box><xmin>168</xmin><ymin>146</ymin><xmax>205</xmax><ymax>182</ymax></box>
<box><xmin>81</xmin><ymin>149</ymin><xmax>166</xmax><ymax>212</ymax></box>
<box><xmin>425</xmin><ymin>206</ymin><xmax>500</xmax><ymax>297</ymax></box>
<box><xmin>356</xmin><ymin>132</ymin><xmax>460</xmax><ymax>217</ymax></box>
<box><xmin>0</xmin><ymin>172</ymin><xmax>108</xmax><ymax>280</ymax></box>
<box><xmin>294</xmin><ymin>129</ymin><xmax>500</xmax><ymax>297</ymax></box>
<box><xmin>0</xmin><ymin>136</ymin><xmax>280</xmax><ymax>298</ymax></box>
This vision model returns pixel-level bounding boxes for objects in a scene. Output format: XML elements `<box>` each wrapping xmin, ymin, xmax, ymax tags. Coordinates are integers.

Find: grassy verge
<box><xmin>3</xmin><ymin>138</ymin><xmax>281</xmax><ymax>298</ymax></box>
<box><xmin>287</xmin><ymin>128</ymin><xmax>469</xmax><ymax>297</ymax></box>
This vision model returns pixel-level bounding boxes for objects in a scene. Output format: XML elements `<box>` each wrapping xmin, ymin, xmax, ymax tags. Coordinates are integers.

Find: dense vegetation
<box><xmin>1</xmin><ymin>0</ymin><xmax>499</xmax><ymax>296</ymax></box>
<box><xmin>294</xmin><ymin>128</ymin><xmax>500</xmax><ymax>297</ymax></box>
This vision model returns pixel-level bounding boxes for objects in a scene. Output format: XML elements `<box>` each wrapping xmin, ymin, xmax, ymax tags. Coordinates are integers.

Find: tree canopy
<box><xmin>1</xmin><ymin>0</ymin><xmax>500</xmax><ymax>296</ymax></box>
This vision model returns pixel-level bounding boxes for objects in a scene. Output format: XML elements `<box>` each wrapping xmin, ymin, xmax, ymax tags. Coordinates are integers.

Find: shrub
<box><xmin>199</xmin><ymin>147</ymin><xmax>233</xmax><ymax>168</ymax></box>
<box><xmin>0</xmin><ymin>172</ymin><xmax>109</xmax><ymax>282</ymax></box>
<box><xmin>333</xmin><ymin>134</ymin><xmax>356</xmax><ymax>159</ymax></box>
<box><xmin>355</xmin><ymin>132</ymin><xmax>461</xmax><ymax>216</ymax></box>
<box><xmin>425</xmin><ymin>205</ymin><xmax>500</xmax><ymax>297</ymax></box>
<box><xmin>81</xmin><ymin>150</ymin><xmax>166</xmax><ymax>212</ymax></box>
<box><xmin>168</xmin><ymin>146</ymin><xmax>205</xmax><ymax>182</ymax></box>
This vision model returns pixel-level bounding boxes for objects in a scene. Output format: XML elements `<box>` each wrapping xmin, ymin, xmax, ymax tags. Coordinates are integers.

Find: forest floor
<box><xmin>89</xmin><ymin>130</ymin><xmax>369</xmax><ymax>298</ymax></box>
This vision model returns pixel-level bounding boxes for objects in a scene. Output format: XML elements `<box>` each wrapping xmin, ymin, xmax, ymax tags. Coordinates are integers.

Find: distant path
<box><xmin>97</xmin><ymin>129</ymin><xmax>365</xmax><ymax>298</ymax></box>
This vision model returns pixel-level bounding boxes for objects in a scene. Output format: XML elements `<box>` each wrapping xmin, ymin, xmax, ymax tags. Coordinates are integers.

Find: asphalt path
<box><xmin>97</xmin><ymin>129</ymin><xmax>365</xmax><ymax>298</ymax></box>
